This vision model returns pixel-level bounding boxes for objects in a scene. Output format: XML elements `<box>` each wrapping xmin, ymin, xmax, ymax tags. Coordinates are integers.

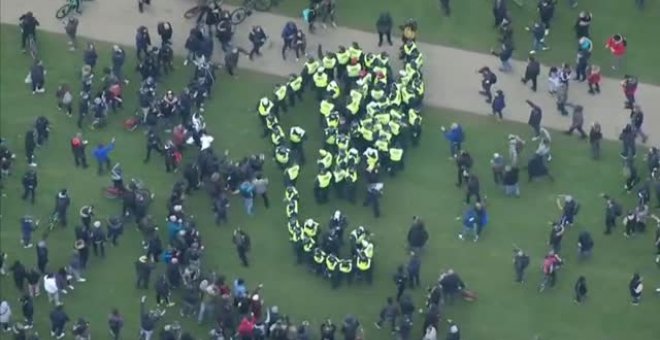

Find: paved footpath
<box><xmin>2</xmin><ymin>0</ymin><xmax>658</xmax><ymax>145</ymax></box>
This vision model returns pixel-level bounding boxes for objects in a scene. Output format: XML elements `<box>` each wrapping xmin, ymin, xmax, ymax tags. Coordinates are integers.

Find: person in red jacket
<box><xmin>237</xmin><ymin>315</ymin><xmax>255</xmax><ymax>340</ymax></box>
<box><xmin>605</xmin><ymin>34</ymin><xmax>627</xmax><ymax>70</ymax></box>
<box><xmin>587</xmin><ymin>65</ymin><xmax>601</xmax><ymax>95</ymax></box>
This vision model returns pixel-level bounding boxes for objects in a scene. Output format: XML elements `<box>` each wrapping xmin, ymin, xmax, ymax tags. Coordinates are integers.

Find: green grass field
<box><xmin>0</xmin><ymin>26</ymin><xmax>659</xmax><ymax>340</ymax></box>
<box><xmin>234</xmin><ymin>0</ymin><xmax>660</xmax><ymax>84</ymax></box>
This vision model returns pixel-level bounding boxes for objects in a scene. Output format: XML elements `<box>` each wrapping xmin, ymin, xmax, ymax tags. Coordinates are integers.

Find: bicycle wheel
<box><xmin>28</xmin><ymin>37</ymin><xmax>38</xmax><ymax>60</ymax></box>
<box><xmin>55</xmin><ymin>4</ymin><xmax>71</xmax><ymax>19</ymax></box>
<box><xmin>184</xmin><ymin>6</ymin><xmax>201</xmax><ymax>19</ymax></box>
<box><xmin>250</xmin><ymin>0</ymin><xmax>272</xmax><ymax>11</ymax></box>
<box><xmin>230</xmin><ymin>8</ymin><xmax>250</xmax><ymax>25</ymax></box>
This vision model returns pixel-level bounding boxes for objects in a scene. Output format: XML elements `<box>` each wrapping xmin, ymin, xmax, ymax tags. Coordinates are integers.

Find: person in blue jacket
<box><xmin>459</xmin><ymin>202</ymin><xmax>488</xmax><ymax>242</ymax></box>
<box><xmin>491</xmin><ymin>90</ymin><xmax>506</xmax><ymax>120</ymax></box>
<box><xmin>93</xmin><ymin>137</ymin><xmax>115</xmax><ymax>175</ymax></box>
<box><xmin>441</xmin><ymin>123</ymin><xmax>464</xmax><ymax>158</ymax></box>
<box><xmin>281</xmin><ymin>21</ymin><xmax>298</xmax><ymax>60</ymax></box>
<box><xmin>20</xmin><ymin>215</ymin><xmax>37</xmax><ymax>248</ymax></box>
<box><xmin>166</xmin><ymin>215</ymin><xmax>182</xmax><ymax>243</ymax></box>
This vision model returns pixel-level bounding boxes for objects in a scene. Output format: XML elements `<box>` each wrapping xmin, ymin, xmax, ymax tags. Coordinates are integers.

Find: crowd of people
<box><xmin>1</xmin><ymin>1</ymin><xmax>660</xmax><ymax>340</ymax></box>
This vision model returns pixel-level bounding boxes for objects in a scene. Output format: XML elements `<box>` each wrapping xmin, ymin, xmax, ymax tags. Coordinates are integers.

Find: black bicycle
<box><xmin>230</xmin><ymin>0</ymin><xmax>273</xmax><ymax>25</ymax></box>
<box><xmin>184</xmin><ymin>0</ymin><xmax>224</xmax><ymax>19</ymax></box>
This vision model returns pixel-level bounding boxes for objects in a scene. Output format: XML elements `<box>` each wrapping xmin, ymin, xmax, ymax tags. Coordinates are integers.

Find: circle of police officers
<box><xmin>254</xmin><ymin>36</ymin><xmax>426</xmax><ymax>288</ymax></box>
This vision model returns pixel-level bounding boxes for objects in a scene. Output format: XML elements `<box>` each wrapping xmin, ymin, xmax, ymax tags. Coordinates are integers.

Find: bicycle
<box><xmin>55</xmin><ymin>0</ymin><xmax>92</xmax><ymax>19</ymax></box>
<box><xmin>230</xmin><ymin>0</ymin><xmax>273</xmax><ymax>25</ymax></box>
<box><xmin>103</xmin><ymin>178</ymin><xmax>151</xmax><ymax>199</ymax></box>
<box><xmin>184</xmin><ymin>0</ymin><xmax>224</xmax><ymax>20</ymax></box>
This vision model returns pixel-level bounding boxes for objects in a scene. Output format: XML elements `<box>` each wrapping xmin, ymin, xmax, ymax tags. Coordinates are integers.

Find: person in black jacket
<box><xmin>19</xmin><ymin>12</ymin><xmax>39</xmax><ymax>51</ymax></box>
<box><xmin>233</xmin><ymin>228</ymin><xmax>251</xmax><ymax>267</ymax></box>
<box><xmin>526</xmin><ymin>100</ymin><xmax>543</xmax><ymax>138</ymax></box>
<box><xmin>455</xmin><ymin>150</ymin><xmax>473</xmax><ymax>187</ymax></box>
<box><xmin>24</xmin><ymin>128</ymin><xmax>37</xmax><ymax>166</ymax></box>
<box><xmin>36</xmin><ymin>241</ymin><xmax>48</xmax><ymax>273</ymax></box>
<box><xmin>577</xmin><ymin>230</ymin><xmax>594</xmax><ymax>259</ymax></box>
<box><xmin>407</xmin><ymin>217</ymin><xmax>429</xmax><ymax>251</ymax></box>
<box><xmin>589</xmin><ymin>122</ymin><xmax>602</xmax><ymax>160</ymax></box>
<box><xmin>376</xmin><ymin>12</ymin><xmax>393</xmax><ymax>47</ymax></box>
<box><xmin>155</xmin><ymin>274</ymin><xmax>174</xmax><ymax>307</ymax></box>
<box><xmin>20</xmin><ymin>294</ymin><xmax>34</xmax><ymax>327</ymax></box>
<box><xmin>49</xmin><ymin>305</ymin><xmax>70</xmax><ymax>339</ymax></box>
<box><xmin>465</xmin><ymin>174</ymin><xmax>481</xmax><ymax>204</ymax></box>
<box><xmin>503</xmin><ymin>165</ymin><xmax>520</xmax><ymax>197</ymax></box>
<box><xmin>477</xmin><ymin>66</ymin><xmax>497</xmax><ymax>103</ymax></box>
<box><xmin>29</xmin><ymin>60</ymin><xmax>46</xmax><ymax>94</ymax></box>
<box><xmin>574</xmin><ymin>276</ymin><xmax>588</xmax><ymax>303</ymax></box>
<box><xmin>157</xmin><ymin>21</ymin><xmax>173</xmax><ymax>46</ymax></box>
<box><xmin>491</xmin><ymin>40</ymin><xmax>514</xmax><ymax>72</ymax></box>
<box><xmin>139</xmin><ymin>296</ymin><xmax>162</xmax><ymax>340</ymax></box>
<box><xmin>34</xmin><ymin>116</ymin><xmax>50</xmax><ymax>146</ymax></box>
<box><xmin>521</xmin><ymin>55</ymin><xmax>540</xmax><ymax>91</ymax></box>
<box><xmin>83</xmin><ymin>43</ymin><xmax>98</xmax><ymax>69</ymax></box>
<box><xmin>135</xmin><ymin>256</ymin><xmax>155</xmax><ymax>289</ymax></box>
<box><xmin>53</xmin><ymin>189</ymin><xmax>71</xmax><ymax>227</ymax></box>
<box><xmin>248</xmin><ymin>26</ymin><xmax>267</xmax><ymax>60</ymax></box>
<box><xmin>144</xmin><ymin>129</ymin><xmax>163</xmax><ymax>163</ymax></box>
<box><xmin>21</xmin><ymin>169</ymin><xmax>37</xmax><ymax>204</ymax></box>
<box><xmin>513</xmin><ymin>249</ymin><xmax>530</xmax><ymax>283</ymax></box>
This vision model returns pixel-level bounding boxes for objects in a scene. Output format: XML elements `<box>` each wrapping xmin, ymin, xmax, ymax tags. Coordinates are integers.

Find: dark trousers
<box><xmin>249</xmin><ymin>42</ymin><xmax>263</xmax><ymax>59</ymax></box>
<box><xmin>492</xmin><ymin>108</ymin><xmax>503</xmax><ymax>119</ymax></box>
<box><xmin>567</xmin><ymin>124</ymin><xmax>587</xmax><ymax>138</ymax></box>
<box><xmin>108</xmin><ymin>229</ymin><xmax>121</xmax><ymax>245</ymax></box>
<box><xmin>522</xmin><ymin>74</ymin><xmax>538</xmax><ymax>91</ymax></box>
<box><xmin>21</xmin><ymin>31</ymin><xmax>36</xmax><ymax>49</ymax></box>
<box><xmin>51</xmin><ymin>323</ymin><xmax>65</xmax><ymax>337</ymax></box>
<box><xmin>281</xmin><ymin>39</ymin><xmax>293</xmax><ymax>59</ymax></box>
<box><xmin>92</xmin><ymin>242</ymin><xmax>105</xmax><ymax>257</ymax></box>
<box><xmin>97</xmin><ymin>159</ymin><xmax>111</xmax><ymax>175</ymax></box>
<box><xmin>396</xmin><ymin>284</ymin><xmax>406</xmax><ymax>301</ymax></box>
<box><xmin>31</xmin><ymin>78</ymin><xmax>44</xmax><ymax>92</ymax></box>
<box><xmin>514</xmin><ymin>266</ymin><xmax>525</xmax><ymax>283</ymax></box>
<box><xmin>22</xmin><ymin>186</ymin><xmax>36</xmax><ymax>204</ymax></box>
<box><xmin>408</xmin><ymin>270</ymin><xmax>420</xmax><ymax>288</ymax></box>
<box><xmin>575</xmin><ymin>64</ymin><xmax>588</xmax><ymax>81</ymax></box>
<box><xmin>144</xmin><ymin>144</ymin><xmax>163</xmax><ymax>162</ymax></box>
<box><xmin>260</xmin><ymin>193</ymin><xmax>270</xmax><ymax>208</ymax></box>
<box><xmin>466</xmin><ymin>190</ymin><xmax>481</xmax><ymax>204</ymax></box>
<box><xmin>237</xmin><ymin>248</ymin><xmax>249</xmax><ymax>267</ymax></box>
<box><xmin>588</xmin><ymin>81</ymin><xmax>600</xmax><ymax>94</ymax></box>
<box><xmin>440</xmin><ymin>0</ymin><xmax>451</xmax><ymax>15</ymax></box>
<box><xmin>136</xmin><ymin>274</ymin><xmax>149</xmax><ymax>289</ymax></box>
<box><xmin>73</xmin><ymin>150</ymin><xmax>88</xmax><ymax>168</ymax></box>
<box><xmin>156</xmin><ymin>292</ymin><xmax>171</xmax><ymax>305</ymax></box>
<box><xmin>377</xmin><ymin>31</ymin><xmax>392</xmax><ymax>46</ymax></box>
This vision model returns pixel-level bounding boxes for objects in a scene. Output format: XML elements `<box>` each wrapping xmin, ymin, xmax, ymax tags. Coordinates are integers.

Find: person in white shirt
<box><xmin>0</xmin><ymin>300</ymin><xmax>11</xmax><ymax>332</ymax></box>
<box><xmin>43</xmin><ymin>274</ymin><xmax>61</xmax><ymax>306</ymax></box>
<box><xmin>200</xmin><ymin>133</ymin><xmax>214</xmax><ymax>151</ymax></box>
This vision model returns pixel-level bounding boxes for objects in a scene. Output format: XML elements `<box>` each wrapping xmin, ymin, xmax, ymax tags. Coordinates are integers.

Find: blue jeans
<box><xmin>504</xmin><ymin>184</ymin><xmax>519</xmax><ymax>197</ymax></box>
<box><xmin>449</xmin><ymin>142</ymin><xmax>461</xmax><ymax>157</ymax></box>
<box><xmin>532</xmin><ymin>38</ymin><xmax>546</xmax><ymax>51</ymax></box>
<box><xmin>500</xmin><ymin>59</ymin><xmax>512</xmax><ymax>72</ymax></box>
<box><xmin>244</xmin><ymin>197</ymin><xmax>254</xmax><ymax>216</ymax></box>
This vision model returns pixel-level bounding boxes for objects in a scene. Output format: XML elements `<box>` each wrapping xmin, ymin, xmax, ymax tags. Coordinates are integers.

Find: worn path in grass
<box><xmin>1</xmin><ymin>0</ymin><xmax>659</xmax><ymax>145</ymax></box>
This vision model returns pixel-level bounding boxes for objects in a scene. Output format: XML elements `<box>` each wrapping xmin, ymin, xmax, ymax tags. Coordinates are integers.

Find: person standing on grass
<box><xmin>528</xmin><ymin>21</ymin><xmax>548</xmax><ymax>53</ymax></box>
<box><xmin>252</xmin><ymin>175</ymin><xmax>270</xmax><ymax>209</ymax></box>
<box><xmin>49</xmin><ymin>305</ymin><xmax>69</xmax><ymax>339</ymax></box>
<box><xmin>605</xmin><ymin>34</ymin><xmax>627</xmax><ymax>70</ymax></box>
<box><xmin>93</xmin><ymin>137</ymin><xmax>115</xmax><ymax>175</ymax></box>
<box><xmin>376</xmin><ymin>12</ymin><xmax>393</xmax><ymax>47</ymax></box>
<box><xmin>630</xmin><ymin>105</ymin><xmax>648</xmax><ymax>143</ymax></box>
<box><xmin>0</xmin><ymin>300</ymin><xmax>11</xmax><ymax>332</ymax></box>
<box><xmin>574</xmin><ymin>276</ymin><xmax>588</xmax><ymax>303</ymax></box>
<box><xmin>63</xmin><ymin>17</ymin><xmax>78</xmax><ymax>51</ymax></box>
<box><xmin>602</xmin><ymin>194</ymin><xmax>622</xmax><ymax>234</ymax></box>
<box><xmin>20</xmin><ymin>294</ymin><xmax>34</xmax><ymax>328</ymax></box>
<box><xmin>513</xmin><ymin>249</ymin><xmax>530</xmax><ymax>283</ymax></box>
<box><xmin>18</xmin><ymin>12</ymin><xmax>39</xmax><ymax>52</ymax></box>
<box><xmin>492</xmin><ymin>0</ymin><xmax>508</xmax><ymax>28</ymax></box>
<box><xmin>29</xmin><ymin>60</ymin><xmax>45</xmax><ymax>94</ymax></box>
<box><xmin>20</xmin><ymin>215</ymin><xmax>37</xmax><ymax>248</ymax></box>
<box><xmin>629</xmin><ymin>273</ymin><xmax>643</xmax><ymax>305</ymax></box>
<box><xmin>491</xmin><ymin>153</ymin><xmax>505</xmax><ymax>185</ymax></box>
<box><xmin>56</xmin><ymin>83</ymin><xmax>74</xmax><ymax>116</ymax></box>
<box><xmin>574</xmin><ymin>11</ymin><xmax>592</xmax><ymax>39</ymax></box>
<box><xmin>83</xmin><ymin>43</ymin><xmax>98</xmax><ymax>70</ymax></box>
<box><xmin>526</xmin><ymin>100</ymin><xmax>542</xmax><ymax>139</ymax></box>
<box><xmin>441</xmin><ymin>123</ymin><xmax>464</xmax><ymax>159</ymax></box>
<box><xmin>21</xmin><ymin>169</ymin><xmax>37</xmax><ymax>204</ymax></box>
<box><xmin>233</xmin><ymin>228</ymin><xmax>251</xmax><ymax>267</ymax></box>
<box><xmin>521</xmin><ymin>55</ymin><xmax>540</xmax><ymax>91</ymax></box>
<box><xmin>577</xmin><ymin>230</ymin><xmax>594</xmax><ymax>259</ymax></box>
<box><xmin>548</xmin><ymin>222</ymin><xmax>565</xmax><ymax>253</ymax></box>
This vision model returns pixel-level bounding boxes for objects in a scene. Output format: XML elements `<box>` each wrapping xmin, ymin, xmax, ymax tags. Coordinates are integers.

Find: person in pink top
<box><xmin>605</xmin><ymin>34</ymin><xmax>627</xmax><ymax>70</ymax></box>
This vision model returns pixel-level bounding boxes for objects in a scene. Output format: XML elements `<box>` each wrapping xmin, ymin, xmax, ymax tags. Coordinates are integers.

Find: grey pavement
<box><xmin>1</xmin><ymin>0</ymin><xmax>658</xmax><ymax>145</ymax></box>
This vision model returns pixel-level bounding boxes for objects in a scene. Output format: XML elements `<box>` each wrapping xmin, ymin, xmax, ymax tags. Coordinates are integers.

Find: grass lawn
<box><xmin>234</xmin><ymin>0</ymin><xmax>660</xmax><ymax>84</ymax></box>
<box><xmin>1</xmin><ymin>25</ymin><xmax>659</xmax><ymax>340</ymax></box>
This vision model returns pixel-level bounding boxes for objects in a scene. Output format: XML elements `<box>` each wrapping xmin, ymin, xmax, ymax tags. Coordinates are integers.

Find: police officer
<box><xmin>326</xmin><ymin>253</ymin><xmax>340</xmax><ymax>288</ymax></box>
<box><xmin>79</xmin><ymin>204</ymin><xmax>94</xmax><ymax>229</ymax></box>
<box><xmin>388</xmin><ymin>142</ymin><xmax>404</xmax><ymax>176</ymax></box>
<box><xmin>289</xmin><ymin>125</ymin><xmax>307</xmax><ymax>164</ymax></box>
<box><xmin>363</xmin><ymin>182</ymin><xmax>383</xmax><ymax>218</ymax></box>
<box><xmin>284</xmin><ymin>162</ymin><xmax>300</xmax><ymax>186</ymax></box>
<box><xmin>232</xmin><ymin>228</ymin><xmax>251</xmax><ymax>267</ymax></box>
<box><xmin>313</xmin><ymin>67</ymin><xmax>329</xmax><ymax>100</ymax></box>
<box><xmin>21</xmin><ymin>168</ymin><xmax>37</xmax><ymax>204</ymax></box>
<box><xmin>315</xmin><ymin>167</ymin><xmax>333</xmax><ymax>204</ymax></box>
<box><xmin>356</xmin><ymin>252</ymin><xmax>373</xmax><ymax>284</ymax></box>
<box><xmin>338</xmin><ymin>258</ymin><xmax>354</xmax><ymax>285</ymax></box>
<box><xmin>273</xmin><ymin>83</ymin><xmax>289</xmax><ymax>114</ymax></box>
<box><xmin>287</xmin><ymin>73</ymin><xmax>304</xmax><ymax>106</ymax></box>
<box><xmin>312</xmin><ymin>247</ymin><xmax>326</xmax><ymax>275</ymax></box>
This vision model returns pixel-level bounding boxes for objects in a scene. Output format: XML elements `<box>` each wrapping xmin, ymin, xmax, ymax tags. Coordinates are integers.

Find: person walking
<box><xmin>521</xmin><ymin>55</ymin><xmax>540</xmax><ymax>91</ymax></box>
<box><xmin>407</xmin><ymin>251</ymin><xmax>421</xmax><ymax>288</ymax></box>
<box><xmin>565</xmin><ymin>105</ymin><xmax>586</xmax><ymax>138</ymax></box>
<box><xmin>629</xmin><ymin>273</ymin><xmax>643</xmax><ymax>305</ymax></box>
<box><xmin>233</xmin><ymin>228</ymin><xmax>251</xmax><ymax>267</ymax></box>
<box><xmin>526</xmin><ymin>100</ymin><xmax>542</xmax><ymax>139</ymax></box>
<box><xmin>574</xmin><ymin>276</ymin><xmax>588</xmax><ymax>303</ymax></box>
<box><xmin>491</xmin><ymin>90</ymin><xmax>505</xmax><ymax>120</ymax></box>
<box><xmin>588</xmin><ymin>123</ymin><xmax>602</xmax><ymax>160</ymax></box>
<box><xmin>70</xmin><ymin>133</ymin><xmax>88</xmax><ymax>168</ymax></box>
<box><xmin>252</xmin><ymin>175</ymin><xmax>270</xmax><ymax>209</ymax></box>
<box><xmin>605</xmin><ymin>34</ymin><xmax>627</xmax><ymax>70</ymax></box>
